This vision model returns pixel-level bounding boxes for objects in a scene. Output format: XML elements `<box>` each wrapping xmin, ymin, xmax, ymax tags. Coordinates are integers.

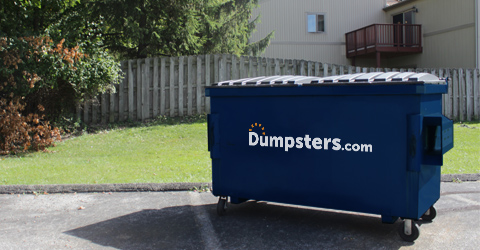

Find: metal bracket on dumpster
<box><xmin>407</xmin><ymin>113</ymin><xmax>454</xmax><ymax>170</ymax></box>
<box><xmin>208</xmin><ymin>114</ymin><xmax>221</xmax><ymax>159</ymax></box>
<box><xmin>422</xmin><ymin>114</ymin><xmax>454</xmax><ymax>166</ymax></box>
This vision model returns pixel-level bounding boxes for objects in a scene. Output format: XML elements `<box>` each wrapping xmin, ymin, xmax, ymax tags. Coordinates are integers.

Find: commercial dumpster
<box><xmin>205</xmin><ymin>72</ymin><xmax>453</xmax><ymax>242</ymax></box>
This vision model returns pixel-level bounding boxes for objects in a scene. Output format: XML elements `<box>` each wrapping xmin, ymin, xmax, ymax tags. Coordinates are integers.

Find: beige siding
<box><xmin>251</xmin><ymin>0</ymin><xmax>387</xmax><ymax>64</ymax></box>
<box><xmin>252</xmin><ymin>0</ymin><xmax>477</xmax><ymax>68</ymax></box>
<box><xmin>383</xmin><ymin>0</ymin><xmax>476</xmax><ymax>68</ymax></box>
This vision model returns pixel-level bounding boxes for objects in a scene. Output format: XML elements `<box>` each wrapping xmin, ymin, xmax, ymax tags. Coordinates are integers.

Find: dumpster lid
<box><xmin>213</xmin><ymin>72</ymin><xmax>446</xmax><ymax>86</ymax></box>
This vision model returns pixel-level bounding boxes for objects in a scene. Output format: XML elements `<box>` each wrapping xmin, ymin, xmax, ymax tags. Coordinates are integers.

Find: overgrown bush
<box><xmin>0</xmin><ymin>35</ymin><xmax>121</xmax><ymax>154</ymax></box>
<box><xmin>1</xmin><ymin>36</ymin><xmax>121</xmax><ymax>117</ymax></box>
<box><xmin>0</xmin><ymin>98</ymin><xmax>60</xmax><ymax>154</ymax></box>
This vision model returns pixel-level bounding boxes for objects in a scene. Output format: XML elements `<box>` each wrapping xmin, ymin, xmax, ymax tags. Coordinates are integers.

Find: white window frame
<box><xmin>306</xmin><ymin>13</ymin><xmax>326</xmax><ymax>33</ymax></box>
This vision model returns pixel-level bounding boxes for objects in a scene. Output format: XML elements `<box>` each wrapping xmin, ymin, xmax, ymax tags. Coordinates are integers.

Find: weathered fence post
<box><xmin>153</xmin><ymin>58</ymin><xmax>159</xmax><ymax>118</ymax></box>
<box><xmin>160</xmin><ymin>57</ymin><xmax>166</xmax><ymax>116</ymax></box>
<box><xmin>196</xmin><ymin>56</ymin><xmax>203</xmax><ymax>114</ymax></box>
<box><xmin>136</xmin><ymin>59</ymin><xmax>142</xmax><ymax>120</ymax></box>
<box><xmin>475</xmin><ymin>69</ymin><xmax>480</xmax><ymax>120</ymax></box>
<box><xmin>205</xmin><ymin>55</ymin><xmax>211</xmax><ymax>114</ymax></box>
<box><xmin>188</xmin><ymin>56</ymin><xmax>194</xmax><ymax>116</ymax></box>
<box><xmin>178</xmin><ymin>56</ymin><xmax>185</xmax><ymax>116</ymax></box>
<box><xmin>170</xmin><ymin>57</ymin><xmax>176</xmax><ymax>117</ymax></box>
<box><xmin>118</xmin><ymin>61</ymin><xmax>126</xmax><ymax>122</ymax></box>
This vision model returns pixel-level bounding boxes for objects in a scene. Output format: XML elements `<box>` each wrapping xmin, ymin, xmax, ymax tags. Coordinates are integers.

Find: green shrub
<box><xmin>0</xmin><ymin>35</ymin><xmax>120</xmax><ymax>153</ymax></box>
<box><xmin>1</xmin><ymin>36</ymin><xmax>121</xmax><ymax>117</ymax></box>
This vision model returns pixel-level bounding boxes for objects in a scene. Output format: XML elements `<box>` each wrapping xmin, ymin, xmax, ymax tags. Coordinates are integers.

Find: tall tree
<box><xmin>0</xmin><ymin>0</ymin><xmax>80</xmax><ymax>36</ymax></box>
<box><xmin>199</xmin><ymin>0</ymin><xmax>274</xmax><ymax>56</ymax></box>
<box><xmin>85</xmin><ymin>0</ymin><xmax>273</xmax><ymax>59</ymax></box>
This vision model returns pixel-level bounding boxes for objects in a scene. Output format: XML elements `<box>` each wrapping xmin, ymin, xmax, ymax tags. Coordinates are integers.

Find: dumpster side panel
<box><xmin>208</xmin><ymin>84</ymin><xmax>448</xmax><ymax>220</ymax></box>
<box><xmin>210</xmin><ymin>92</ymin><xmax>413</xmax><ymax>217</ymax></box>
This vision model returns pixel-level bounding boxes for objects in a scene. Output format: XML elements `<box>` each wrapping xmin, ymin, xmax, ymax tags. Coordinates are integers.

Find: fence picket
<box><xmin>160</xmin><ymin>58</ymin><xmax>166</xmax><ymax>116</ymax></box>
<box><xmin>110</xmin><ymin>90</ymin><xmax>115</xmax><ymax>123</ymax></box>
<box><xmin>446</xmin><ymin>69</ymin><xmax>453</xmax><ymax>119</ymax></box>
<box><xmin>234</xmin><ymin>56</ymin><xmax>239</xmax><ymax>79</ymax></box>
<box><xmin>275</xmin><ymin>59</ymin><xmax>281</xmax><ymax>75</ymax></box>
<box><xmin>214</xmin><ymin>55</ymin><xmax>220</xmax><ymax>83</ymax></box>
<box><xmin>170</xmin><ymin>57</ymin><xmax>175</xmax><ymax>116</ymax></box>
<box><xmin>439</xmin><ymin>69</ymin><xmax>445</xmax><ymax>116</ymax></box>
<box><xmin>83</xmin><ymin>100</ymin><xmax>89</xmax><ymax>124</ymax></box>
<box><xmin>136</xmin><ymin>59</ymin><xmax>142</xmax><ymax>120</ymax></box>
<box><xmin>249</xmin><ymin>57</ymin><xmax>254</xmax><ymax>77</ymax></box>
<box><xmin>240</xmin><ymin>56</ymin><xmax>246</xmax><ymax>78</ymax></box>
<box><xmin>128</xmin><ymin>60</ymin><xmax>134</xmax><ymax>120</ymax></box>
<box><xmin>91</xmin><ymin>97</ymin><xmax>97</xmax><ymax>124</ymax></box>
<box><xmin>101</xmin><ymin>93</ymin><xmax>107</xmax><ymax>124</ymax></box>
<box><xmin>300</xmin><ymin>61</ymin><xmax>306</xmax><ymax>76</ymax></box>
<box><xmin>119</xmin><ymin>62</ymin><xmax>126</xmax><ymax>122</ymax></box>
<box><xmin>257</xmin><ymin>57</ymin><xmax>263</xmax><ymax>76</ymax></box>
<box><xmin>153</xmin><ymin>58</ymin><xmax>159</xmax><ymax>117</ymax></box>
<box><xmin>466</xmin><ymin>69</ymin><xmax>473</xmax><ymax>121</ymax></box>
<box><xmin>220</xmin><ymin>55</ymin><xmax>227</xmax><ymax>81</ymax></box>
<box><xmin>459</xmin><ymin>68</ymin><xmax>466</xmax><ymax>121</ymax></box>
<box><xmin>475</xmin><ymin>69</ymin><xmax>480</xmax><ymax>120</ymax></box>
<box><xmin>197</xmin><ymin>56</ymin><xmax>202</xmax><ymax>114</ymax></box>
<box><xmin>205</xmin><ymin>55</ymin><xmax>211</xmax><ymax>114</ymax></box>
<box><xmin>142</xmin><ymin>58</ymin><xmax>150</xmax><ymax>121</ymax></box>
<box><xmin>188</xmin><ymin>56</ymin><xmax>194</xmax><ymax>116</ymax></box>
<box><xmin>453</xmin><ymin>69</ymin><xmax>459</xmax><ymax>120</ymax></box>
<box><xmin>178</xmin><ymin>56</ymin><xmax>185</xmax><ymax>116</ymax></box>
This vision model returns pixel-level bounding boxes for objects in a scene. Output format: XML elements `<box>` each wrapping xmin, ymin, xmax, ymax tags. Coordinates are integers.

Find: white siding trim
<box><xmin>271</xmin><ymin>41</ymin><xmax>345</xmax><ymax>46</ymax></box>
<box><xmin>423</xmin><ymin>23</ymin><xmax>475</xmax><ymax>37</ymax></box>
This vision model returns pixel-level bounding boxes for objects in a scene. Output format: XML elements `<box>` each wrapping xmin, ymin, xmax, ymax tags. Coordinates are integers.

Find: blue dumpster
<box><xmin>205</xmin><ymin>72</ymin><xmax>453</xmax><ymax>242</ymax></box>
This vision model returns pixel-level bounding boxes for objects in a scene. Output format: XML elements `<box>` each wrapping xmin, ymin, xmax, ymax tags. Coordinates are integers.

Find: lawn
<box><xmin>442</xmin><ymin>122</ymin><xmax>480</xmax><ymax>175</ymax></box>
<box><xmin>0</xmin><ymin>118</ymin><xmax>211</xmax><ymax>185</ymax></box>
<box><xmin>0</xmin><ymin>120</ymin><xmax>478</xmax><ymax>185</ymax></box>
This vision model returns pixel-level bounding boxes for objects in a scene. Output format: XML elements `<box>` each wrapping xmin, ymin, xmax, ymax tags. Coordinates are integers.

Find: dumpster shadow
<box><xmin>213</xmin><ymin>200</ymin><xmax>416</xmax><ymax>249</ymax></box>
<box><xmin>64</xmin><ymin>206</ymin><xmax>205</xmax><ymax>250</ymax></box>
<box><xmin>65</xmin><ymin>202</ymin><xmax>418</xmax><ymax>249</ymax></box>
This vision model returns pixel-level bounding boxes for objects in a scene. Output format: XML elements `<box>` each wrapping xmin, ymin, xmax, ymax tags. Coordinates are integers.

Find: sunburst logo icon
<box><xmin>249</xmin><ymin>123</ymin><xmax>265</xmax><ymax>135</ymax></box>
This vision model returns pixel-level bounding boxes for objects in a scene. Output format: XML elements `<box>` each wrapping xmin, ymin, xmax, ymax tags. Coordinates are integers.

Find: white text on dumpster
<box><xmin>249</xmin><ymin>132</ymin><xmax>373</xmax><ymax>153</ymax></box>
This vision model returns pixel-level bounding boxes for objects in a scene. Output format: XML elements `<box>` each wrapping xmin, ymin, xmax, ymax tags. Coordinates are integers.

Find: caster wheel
<box><xmin>398</xmin><ymin>219</ymin><xmax>420</xmax><ymax>242</ymax></box>
<box><xmin>217</xmin><ymin>197</ymin><xmax>227</xmax><ymax>216</ymax></box>
<box><xmin>421</xmin><ymin>206</ymin><xmax>436</xmax><ymax>222</ymax></box>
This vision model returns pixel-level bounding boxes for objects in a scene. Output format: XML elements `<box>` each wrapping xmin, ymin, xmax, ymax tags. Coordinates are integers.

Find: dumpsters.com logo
<box><xmin>248</xmin><ymin>123</ymin><xmax>373</xmax><ymax>153</ymax></box>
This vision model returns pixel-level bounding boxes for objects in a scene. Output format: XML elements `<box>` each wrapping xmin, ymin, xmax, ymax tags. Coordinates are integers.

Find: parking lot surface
<box><xmin>0</xmin><ymin>181</ymin><xmax>479</xmax><ymax>249</ymax></box>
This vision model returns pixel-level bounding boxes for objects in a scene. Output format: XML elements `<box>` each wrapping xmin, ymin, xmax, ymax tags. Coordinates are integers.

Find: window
<box><xmin>307</xmin><ymin>13</ymin><xmax>325</xmax><ymax>33</ymax></box>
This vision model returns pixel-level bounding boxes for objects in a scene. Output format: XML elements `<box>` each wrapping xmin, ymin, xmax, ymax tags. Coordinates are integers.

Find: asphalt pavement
<box><xmin>0</xmin><ymin>179</ymin><xmax>479</xmax><ymax>250</ymax></box>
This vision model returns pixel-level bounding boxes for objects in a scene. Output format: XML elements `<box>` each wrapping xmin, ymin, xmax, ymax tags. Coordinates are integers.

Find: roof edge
<box><xmin>383</xmin><ymin>0</ymin><xmax>417</xmax><ymax>11</ymax></box>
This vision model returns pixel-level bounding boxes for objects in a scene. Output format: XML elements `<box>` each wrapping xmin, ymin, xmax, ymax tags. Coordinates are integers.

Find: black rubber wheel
<box><xmin>398</xmin><ymin>220</ymin><xmax>420</xmax><ymax>242</ymax></box>
<box><xmin>421</xmin><ymin>206</ymin><xmax>437</xmax><ymax>222</ymax></box>
<box><xmin>217</xmin><ymin>197</ymin><xmax>227</xmax><ymax>216</ymax></box>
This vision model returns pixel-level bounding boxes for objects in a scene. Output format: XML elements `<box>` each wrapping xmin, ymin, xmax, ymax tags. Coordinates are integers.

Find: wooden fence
<box><xmin>78</xmin><ymin>54</ymin><xmax>480</xmax><ymax>123</ymax></box>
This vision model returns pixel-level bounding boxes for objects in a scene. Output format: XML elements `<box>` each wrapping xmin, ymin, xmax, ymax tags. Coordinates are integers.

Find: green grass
<box><xmin>442</xmin><ymin>122</ymin><xmax>480</xmax><ymax>175</ymax></box>
<box><xmin>1</xmin><ymin>120</ymin><xmax>478</xmax><ymax>185</ymax></box>
<box><xmin>0</xmin><ymin>118</ymin><xmax>211</xmax><ymax>185</ymax></box>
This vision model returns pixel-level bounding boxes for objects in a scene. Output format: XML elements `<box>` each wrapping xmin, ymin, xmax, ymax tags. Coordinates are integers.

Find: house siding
<box><xmin>250</xmin><ymin>0</ymin><xmax>387</xmax><ymax>65</ymax></box>
<box><xmin>252</xmin><ymin>0</ymin><xmax>478</xmax><ymax>69</ymax></box>
<box><xmin>383</xmin><ymin>0</ymin><xmax>476</xmax><ymax>68</ymax></box>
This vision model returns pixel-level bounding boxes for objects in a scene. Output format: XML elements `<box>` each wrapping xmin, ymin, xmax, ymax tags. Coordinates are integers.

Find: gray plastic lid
<box><xmin>214</xmin><ymin>72</ymin><xmax>445</xmax><ymax>86</ymax></box>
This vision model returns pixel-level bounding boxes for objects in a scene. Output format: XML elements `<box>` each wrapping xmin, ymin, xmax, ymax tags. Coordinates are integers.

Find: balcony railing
<box><xmin>346</xmin><ymin>24</ymin><xmax>422</xmax><ymax>58</ymax></box>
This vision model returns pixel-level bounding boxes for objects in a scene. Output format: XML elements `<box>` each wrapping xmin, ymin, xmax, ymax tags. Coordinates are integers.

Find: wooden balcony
<box><xmin>345</xmin><ymin>24</ymin><xmax>422</xmax><ymax>67</ymax></box>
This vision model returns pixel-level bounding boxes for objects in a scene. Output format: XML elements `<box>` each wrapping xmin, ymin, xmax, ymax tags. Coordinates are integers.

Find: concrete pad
<box><xmin>0</xmin><ymin>181</ymin><xmax>479</xmax><ymax>249</ymax></box>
